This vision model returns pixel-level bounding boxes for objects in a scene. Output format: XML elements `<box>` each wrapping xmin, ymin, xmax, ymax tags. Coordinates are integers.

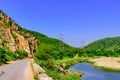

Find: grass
<box><xmin>49</xmin><ymin>57</ymin><xmax>87</xmax><ymax>80</ymax></box>
<box><xmin>55</xmin><ymin>57</ymin><xmax>89</xmax><ymax>68</ymax></box>
<box><xmin>34</xmin><ymin>75</ymin><xmax>38</xmax><ymax>80</ymax></box>
<box><xmin>45</xmin><ymin>68</ymin><xmax>81</xmax><ymax>80</ymax></box>
<box><xmin>34</xmin><ymin>57</ymin><xmax>85</xmax><ymax>80</ymax></box>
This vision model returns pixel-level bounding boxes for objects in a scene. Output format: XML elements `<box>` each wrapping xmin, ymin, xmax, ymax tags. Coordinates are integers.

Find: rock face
<box><xmin>15</xmin><ymin>33</ymin><xmax>31</xmax><ymax>56</ymax></box>
<box><xmin>28</xmin><ymin>36</ymin><xmax>38</xmax><ymax>54</ymax></box>
<box><xmin>0</xmin><ymin>10</ymin><xmax>38</xmax><ymax>57</ymax></box>
<box><xmin>6</xmin><ymin>28</ymin><xmax>17</xmax><ymax>52</ymax></box>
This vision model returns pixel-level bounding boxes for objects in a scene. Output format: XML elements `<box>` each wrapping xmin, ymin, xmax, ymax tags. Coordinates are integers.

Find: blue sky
<box><xmin>0</xmin><ymin>0</ymin><xmax>120</xmax><ymax>47</ymax></box>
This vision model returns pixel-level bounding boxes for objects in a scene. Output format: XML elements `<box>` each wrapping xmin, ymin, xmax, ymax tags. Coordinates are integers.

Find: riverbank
<box><xmin>34</xmin><ymin>57</ymin><xmax>85</xmax><ymax>80</ymax></box>
<box><xmin>89</xmin><ymin>57</ymin><xmax>120</xmax><ymax>71</ymax></box>
<box><xmin>55</xmin><ymin>57</ymin><xmax>88</xmax><ymax>68</ymax></box>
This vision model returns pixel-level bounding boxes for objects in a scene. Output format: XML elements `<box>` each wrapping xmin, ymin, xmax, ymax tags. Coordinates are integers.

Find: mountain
<box><xmin>0</xmin><ymin>10</ymin><xmax>77</xmax><ymax>64</ymax></box>
<box><xmin>0</xmin><ymin>10</ymin><xmax>38</xmax><ymax>58</ymax></box>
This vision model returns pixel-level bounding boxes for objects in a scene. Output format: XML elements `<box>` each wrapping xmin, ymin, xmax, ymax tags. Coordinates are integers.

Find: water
<box><xmin>69</xmin><ymin>62</ymin><xmax>120</xmax><ymax>80</ymax></box>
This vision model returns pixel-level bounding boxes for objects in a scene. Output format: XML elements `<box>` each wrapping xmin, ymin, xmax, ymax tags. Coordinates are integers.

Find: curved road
<box><xmin>0</xmin><ymin>59</ymin><xmax>34</xmax><ymax>80</ymax></box>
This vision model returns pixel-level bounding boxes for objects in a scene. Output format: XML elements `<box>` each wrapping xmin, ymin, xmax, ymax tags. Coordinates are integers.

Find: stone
<box><xmin>65</xmin><ymin>70</ymin><xmax>72</xmax><ymax>74</ymax></box>
<box><xmin>32</xmin><ymin>63</ymin><xmax>45</xmax><ymax>75</ymax></box>
<box><xmin>38</xmin><ymin>74</ymin><xmax>53</xmax><ymax>80</ymax></box>
<box><xmin>31</xmin><ymin>59</ymin><xmax>35</xmax><ymax>63</ymax></box>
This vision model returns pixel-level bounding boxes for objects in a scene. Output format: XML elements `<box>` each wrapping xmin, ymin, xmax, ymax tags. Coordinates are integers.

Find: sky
<box><xmin>0</xmin><ymin>0</ymin><xmax>120</xmax><ymax>47</ymax></box>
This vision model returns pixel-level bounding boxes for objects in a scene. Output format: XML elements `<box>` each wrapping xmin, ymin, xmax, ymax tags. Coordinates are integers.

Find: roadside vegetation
<box><xmin>0</xmin><ymin>47</ymin><xmax>27</xmax><ymax>65</ymax></box>
<box><xmin>29</xmin><ymin>30</ymin><xmax>120</xmax><ymax>79</ymax></box>
<box><xmin>2</xmin><ymin>9</ymin><xmax>120</xmax><ymax>80</ymax></box>
<box><xmin>28</xmin><ymin>31</ymin><xmax>82</xmax><ymax>80</ymax></box>
<box><xmin>33</xmin><ymin>44</ymin><xmax>82</xmax><ymax>80</ymax></box>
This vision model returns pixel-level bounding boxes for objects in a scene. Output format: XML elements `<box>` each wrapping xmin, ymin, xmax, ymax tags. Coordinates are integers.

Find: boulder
<box><xmin>38</xmin><ymin>73</ymin><xmax>53</xmax><ymax>80</ymax></box>
<box><xmin>32</xmin><ymin>62</ymin><xmax>45</xmax><ymax>75</ymax></box>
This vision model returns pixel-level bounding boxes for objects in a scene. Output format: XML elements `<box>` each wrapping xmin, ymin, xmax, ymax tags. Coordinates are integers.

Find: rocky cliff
<box><xmin>0</xmin><ymin>10</ymin><xmax>38</xmax><ymax>58</ymax></box>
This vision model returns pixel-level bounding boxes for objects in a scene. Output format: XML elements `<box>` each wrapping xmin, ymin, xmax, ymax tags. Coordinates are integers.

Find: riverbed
<box><xmin>70</xmin><ymin>62</ymin><xmax>120</xmax><ymax>80</ymax></box>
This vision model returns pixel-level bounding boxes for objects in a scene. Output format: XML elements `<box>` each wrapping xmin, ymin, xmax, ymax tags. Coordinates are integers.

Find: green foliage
<box><xmin>33</xmin><ymin>33</ymin><xmax>81</xmax><ymax>80</ymax></box>
<box><xmin>35</xmin><ymin>44</ymin><xmax>53</xmax><ymax>59</ymax></box>
<box><xmin>0</xmin><ymin>47</ymin><xmax>6</xmax><ymax>64</ymax></box>
<box><xmin>46</xmin><ymin>69</ymin><xmax>80</xmax><ymax>80</ymax></box>
<box><xmin>82</xmin><ymin>36</ymin><xmax>120</xmax><ymax>57</ymax></box>
<box><xmin>28</xmin><ymin>30</ymin><xmax>47</xmax><ymax>38</ymax></box>
<box><xmin>5</xmin><ymin>50</ymin><xmax>16</xmax><ymax>61</ymax></box>
<box><xmin>85</xmin><ymin>37</ymin><xmax>120</xmax><ymax>50</ymax></box>
<box><xmin>2</xmin><ymin>38</ymin><xmax>9</xmax><ymax>44</ymax></box>
<box><xmin>16</xmin><ymin>49</ymin><xmax>27</xmax><ymax>59</ymax></box>
<box><xmin>5</xmin><ymin>21</ymin><xmax>12</xmax><ymax>27</ymax></box>
<box><xmin>0</xmin><ymin>9</ymin><xmax>82</xmax><ymax>79</ymax></box>
<box><xmin>61</xmin><ymin>73</ymin><xmax>80</xmax><ymax>80</ymax></box>
<box><xmin>34</xmin><ymin>75</ymin><xmax>38</xmax><ymax>80</ymax></box>
<box><xmin>0</xmin><ymin>47</ymin><xmax>16</xmax><ymax>65</ymax></box>
<box><xmin>12</xmin><ymin>33</ymin><xmax>17</xmax><ymax>39</ymax></box>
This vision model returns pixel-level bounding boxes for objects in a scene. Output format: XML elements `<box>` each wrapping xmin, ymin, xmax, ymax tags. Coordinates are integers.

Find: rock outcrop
<box><xmin>0</xmin><ymin>10</ymin><xmax>38</xmax><ymax>57</ymax></box>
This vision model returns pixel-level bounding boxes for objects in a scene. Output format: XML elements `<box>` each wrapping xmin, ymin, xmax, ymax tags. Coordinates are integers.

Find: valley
<box><xmin>0</xmin><ymin>9</ymin><xmax>120</xmax><ymax>80</ymax></box>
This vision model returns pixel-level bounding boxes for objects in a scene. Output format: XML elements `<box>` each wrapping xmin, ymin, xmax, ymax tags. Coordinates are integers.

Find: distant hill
<box><xmin>83</xmin><ymin>37</ymin><xmax>120</xmax><ymax>57</ymax></box>
<box><xmin>85</xmin><ymin>37</ymin><xmax>120</xmax><ymax>51</ymax></box>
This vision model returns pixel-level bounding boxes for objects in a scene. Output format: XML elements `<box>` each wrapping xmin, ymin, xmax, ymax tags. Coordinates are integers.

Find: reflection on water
<box><xmin>69</xmin><ymin>62</ymin><xmax>120</xmax><ymax>80</ymax></box>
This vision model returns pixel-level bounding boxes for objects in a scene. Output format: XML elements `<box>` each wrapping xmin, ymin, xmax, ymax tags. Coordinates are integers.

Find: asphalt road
<box><xmin>0</xmin><ymin>59</ymin><xmax>34</xmax><ymax>80</ymax></box>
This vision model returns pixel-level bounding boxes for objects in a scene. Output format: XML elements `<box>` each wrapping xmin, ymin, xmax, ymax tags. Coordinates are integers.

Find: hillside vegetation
<box><xmin>83</xmin><ymin>37</ymin><xmax>120</xmax><ymax>57</ymax></box>
<box><xmin>28</xmin><ymin>31</ymin><xmax>81</xmax><ymax>80</ymax></box>
<box><xmin>0</xmin><ymin>10</ymin><xmax>81</xmax><ymax>80</ymax></box>
<box><xmin>0</xmin><ymin>10</ymin><xmax>39</xmax><ymax>64</ymax></box>
<box><xmin>2</xmin><ymin>9</ymin><xmax>120</xmax><ymax>79</ymax></box>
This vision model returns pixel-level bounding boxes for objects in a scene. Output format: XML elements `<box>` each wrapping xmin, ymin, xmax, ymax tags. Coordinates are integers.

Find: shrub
<box><xmin>12</xmin><ymin>33</ymin><xmax>17</xmax><ymax>39</ymax></box>
<box><xmin>16</xmin><ymin>49</ymin><xmax>27</xmax><ymax>59</ymax></box>
<box><xmin>0</xmin><ymin>48</ymin><xmax>6</xmax><ymax>64</ymax></box>
<box><xmin>0</xmin><ymin>48</ymin><xmax>17</xmax><ymax>65</ymax></box>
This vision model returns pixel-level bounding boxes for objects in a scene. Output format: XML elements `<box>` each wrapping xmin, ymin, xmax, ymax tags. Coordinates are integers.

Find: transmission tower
<box><xmin>59</xmin><ymin>34</ymin><xmax>64</xmax><ymax>50</ymax></box>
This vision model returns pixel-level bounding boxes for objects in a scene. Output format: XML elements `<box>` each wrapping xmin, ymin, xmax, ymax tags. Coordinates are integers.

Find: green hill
<box><xmin>83</xmin><ymin>37</ymin><xmax>120</xmax><ymax>57</ymax></box>
<box><xmin>85</xmin><ymin>37</ymin><xmax>120</xmax><ymax>50</ymax></box>
<box><xmin>0</xmin><ymin>9</ymin><xmax>78</xmax><ymax>64</ymax></box>
<box><xmin>0</xmin><ymin>10</ymin><xmax>82</xmax><ymax>79</ymax></box>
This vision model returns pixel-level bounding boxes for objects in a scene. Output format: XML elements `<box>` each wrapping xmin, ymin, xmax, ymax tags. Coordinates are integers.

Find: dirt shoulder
<box><xmin>25</xmin><ymin>61</ymin><xmax>34</xmax><ymax>80</ymax></box>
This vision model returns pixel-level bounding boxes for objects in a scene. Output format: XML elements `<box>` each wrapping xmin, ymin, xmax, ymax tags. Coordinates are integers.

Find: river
<box><xmin>69</xmin><ymin>62</ymin><xmax>120</xmax><ymax>80</ymax></box>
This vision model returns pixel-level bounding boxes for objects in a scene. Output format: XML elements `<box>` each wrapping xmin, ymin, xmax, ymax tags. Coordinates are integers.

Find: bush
<box><xmin>0</xmin><ymin>48</ymin><xmax>6</xmax><ymax>64</ymax></box>
<box><xmin>16</xmin><ymin>49</ymin><xmax>27</xmax><ymax>59</ymax></box>
<box><xmin>0</xmin><ymin>48</ymin><xmax>17</xmax><ymax>65</ymax></box>
<box><xmin>5</xmin><ymin>50</ymin><xmax>16</xmax><ymax>61</ymax></box>
<box><xmin>12</xmin><ymin>33</ymin><xmax>17</xmax><ymax>39</ymax></box>
<box><xmin>46</xmin><ymin>69</ymin><xmax>80</xmax><ymax>80</ymax></box>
